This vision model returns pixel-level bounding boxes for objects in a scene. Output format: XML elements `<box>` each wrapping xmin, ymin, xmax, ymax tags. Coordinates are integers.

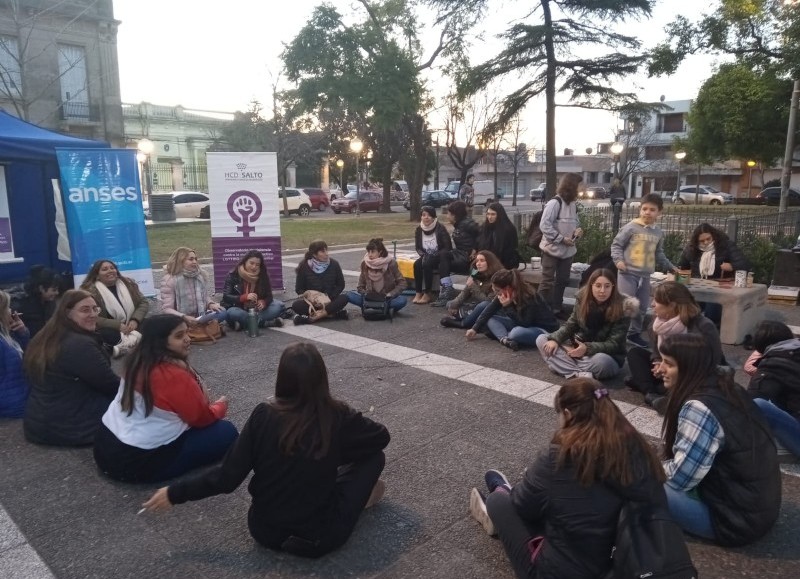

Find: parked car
<box><xmin>278</xmin><ymin>188</ymin><xmax>312</xmax><ymax>216</ymax></box>
<box><xmin>757</xmin><ymin>187</ymin><xmax>800</xmax><ymax>206</ymax></box>
<box><xmin>444</xmin><ymin>181</ymin><xmax>461</xmax><ymax>200</ymax></box>
<box><xmin>529</xmin><ymin>183</ymin><xmax>547</xmax><ymax>202</ymax></box>
<box><xmin>672</xmin><ymin>185</ymin><xmax>734</xmax><ymax>205</ymax></box>
<box><xmin>391</xmin><ymin>180</ymin><xmax>409</xmax><ymax>201</ymax></box>
<box><xmin>143</xmin><ymin>191</ymin><xmax>210</xmax><ymax>219</ymax></box>
<box><xmin>404</xmin><ymin>190</ymin><xmax>451</xmax><ymax>210</ymax></box>
<box><xmin>581</xmin><ymin>185</ymin><xmax>607</xmax><ymax>200</ymax></box>
<box><xmin>298</xmin><ymin>187</ymin><xmax>330</xmax><ymax>211</ymax></box>
<box><xmin>331</xmin><ymin>191</ymin><xmax>382</xmax><ymax>213</ymax></box>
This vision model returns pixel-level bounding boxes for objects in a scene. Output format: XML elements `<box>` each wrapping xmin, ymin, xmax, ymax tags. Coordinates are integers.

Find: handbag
<box><xmin>301</xmin><ymin>290</ymin><xmax>331</xmax><ymax>317</ymax></box>
<box><xmin>361</xmin><ymin>291</ymin><xmax>392</xmax><ymax>321</ymax></box>
<box><xmin>187</xmin><ymin>319</ymin><xmax>224</xmax><ymax>343</ymax></box>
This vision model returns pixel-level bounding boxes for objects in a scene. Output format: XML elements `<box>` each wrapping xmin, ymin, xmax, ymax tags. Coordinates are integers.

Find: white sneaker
<box><xmin>365</xmin><ymin>479</ymin><xmax>386</xmax><ymax>509</ymax></box>
<box><xmin>469</xmin><ymin>488</ymin><xmax>496</xmax><ymax>536</ymax></box>
<box><xmin>575</xmin><ymin>371</ymin><xmax>594</xmax><ymax>379</ymax></box>
<box><xmin>113</xmin><ymin>330</ymin><xmax>141</xmax><ymax>358</ymax></box>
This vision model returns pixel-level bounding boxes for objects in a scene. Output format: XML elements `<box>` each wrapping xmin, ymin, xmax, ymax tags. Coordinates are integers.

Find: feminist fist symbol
<box><xmin>227</xmin><ymin>190</ymin><xmax>263</xmax><ymax>238</ymax></box>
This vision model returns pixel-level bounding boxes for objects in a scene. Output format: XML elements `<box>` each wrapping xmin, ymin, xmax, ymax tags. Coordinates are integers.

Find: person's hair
<box><xmin>659</xmin><ymin>333</ymin><xmax>741</xmax><ymax>458</ymax></box>
<box><xmin>576</xmin><ymin>269</ymin><xmax>624</xmax><ymax>324</ymax></box>
<box><xmin>478</xmin><ymin>202</ymin><xmax>516</xmax><ymax>253</ymax></box>
<box><xmin>24</xmin><ymin>265</ymin><xmax>62</xmax><ymax>297</ymax></box>
<box><xmin>421</xmin><ymin>205</ymin><xmax>436</xmax><ymax>219</ymax></box>
<box><xmin>753</xmin><ymin>320</ymin><xmax>794</xmax><ymax>353</ymax></box>
<box><xmin>0</xmin><ymin>291</ymin><xmax>23</xmax><ymax>355</ymax></box>
<box><xmin>466</xmin><ymin>174</ymin><xmax>474</xmax><ymax>181</ymax></box>
<box><xmin>687</xmin><ymin>223</ymin><xmax>728</xmax><ymax>257</ymax></box>
<box><xmin>164</xmin><ymin>246</ymin><xmax>207</xmax><ymax>279</ymax></box>
<box><xmin>24</xmin><ymin>289</ymin><xmax>95</xmax><ymax>384</ymax></box>
<box><xmin>271</xmin><ymin>342</ymin><xmax>348</xmax><ymax>459</ymax></box>
<box><xmin>447</xmin><ymin>200</ymin><xmax>468</xmax><ymax>222</ymax></box>
<box><xmin>366</xmin><ymin>237</ymin><xmax>389</xmax><ymax>257</ymax></box>
<box><xmin>473</xmin><ymin>250</ymin><xmax>504</xmax><ymax>280</ymax></box>
<box><xmin>233</xmin><ymin>250</ymin><xmax>272</xmax><ymax>296</ymax></box>
<box><xmin>557</xmin><ymin>172</ymin><xmax>582</xmax><ymax>204</ymax></box>
<box><xmin>297</xmin><ymin>240</ymin><xmax>328</xmax><ymax>273</ymax></box>
<box><xmin>652</xmin><ymin>281</ymin><xmax>700</xmax><ymax>325</ymax></box>
<box><xmin>641</xmin><ymin>193</ymin><xmax>663</xmax><ymax>210</ymax></box>
<box><xmin>553</xmin><ymin>378</ymin><xmax>665</xmax><ymax>486</ymax></box>
<box><xmin>81</xmin><ymin>259</ymin><xmax>120</xmax><ymax>287</ymax></box>
<box><xmin>490</xmin><ymin>269</ymin><xmax>538</xmax><ymax>311</ymax></box>
<box><xmin>121</xmin><ymin>315</ymin><xmax>187</xmax><ymax>416</ymax></box>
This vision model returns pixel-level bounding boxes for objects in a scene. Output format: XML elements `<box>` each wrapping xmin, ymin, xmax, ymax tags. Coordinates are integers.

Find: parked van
<box><xmin>444</xmin><ymin>179</ymin><xmax>503</xmax><ymax>205</ymax></box>
<box><xmin>391</xmin><ymin>180</ymin><xmax>408</xmax><ymax>201</ymax></box>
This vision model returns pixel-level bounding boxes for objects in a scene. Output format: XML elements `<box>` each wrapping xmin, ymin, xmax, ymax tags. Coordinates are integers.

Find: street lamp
<box><xmin>610</xmin><ymin>141</ymin><xmax>624</xmax><ymax>179</ymax></box>
<box><xmin>675</xmin><ymin>150</ymin><xmax>686</xmax><ymax>195</ymax></box>
<box><xmin>137</xmin><ymin>138</ymin><xmax>154</xmax><ymax>201</ymax></box>
<box><xmin>336</xmin><ymin>159</ymin><xmax>344</xmax><ymax>192</ymax></box>
<box><xmin>746</xmin><ymin>160</ymin><xmax>756</xmax><ymax>198</ymax></box>
<box><xmin>350</xmin><ymin>138</ymin><xmax>363</xmax><ymax>215</ymax></box>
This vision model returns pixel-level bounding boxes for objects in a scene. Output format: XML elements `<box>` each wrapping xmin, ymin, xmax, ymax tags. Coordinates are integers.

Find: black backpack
<box><xmin>361</xmin><ymin>292</ymin><xmax>393</xmax><ymax>321</ymax></box>
<box><xmin>608</xmin><ymin>500</ymin><xmax>698</xmax><ymax>579</ymax></box>
<box><xmin>526</xmin><ymin>196</ymin><xmax>562</xmax><ymax>249</ymax></box>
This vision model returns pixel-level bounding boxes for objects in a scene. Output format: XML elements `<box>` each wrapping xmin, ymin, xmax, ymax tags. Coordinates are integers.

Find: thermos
<box><xmin>247</xmin><ymin>307</ymin><xmax>259</xmax><ymax>337</ymax></box>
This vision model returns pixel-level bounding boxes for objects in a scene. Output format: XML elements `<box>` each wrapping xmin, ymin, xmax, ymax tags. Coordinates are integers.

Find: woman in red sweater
<box><xmin>93</xmin><ymin>315</ymin><xmax>238</xmax><ymax>483</ymax></box>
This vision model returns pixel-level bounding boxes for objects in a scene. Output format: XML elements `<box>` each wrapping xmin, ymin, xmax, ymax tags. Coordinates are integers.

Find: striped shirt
<box><xmin>663</xmin><ymin>399</ymin><xmax>725</xmax><ymax>492</ymax></box>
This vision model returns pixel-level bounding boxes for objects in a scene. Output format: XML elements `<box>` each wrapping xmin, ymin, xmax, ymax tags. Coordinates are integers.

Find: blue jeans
<box><xmin>461</xmin><ymin>300</ymin><xmax>490</xmax><ymax>329</ymax></box>
<box><xmin>347</xmin><ymin>291</ymin><xmax>407</xmax><ymax>312</ymax></box>
<box><xmin>663</xmin><ymin>483</ymin><xmax>715</xmax><ymax>540</ymax></box>
<box><xmin>226</xmin><ymin>301</ymin><xmax>285</xmax><ymax>328</ymax></box>
<box><xmin>154</xmin><ymin>420</ymin><xmax>239</xmax><ymax>481</ymax></box>
<box><xmin>617</xmin><ymin>271</ymin><xmax>651</xmax><ymax>335</ymax></box>
<box><xmin>486</xmin><ymin>315</ymin><xmax>548</xmax><ymax>345</ymax></box>
<box><xmin>753</xmin><ymin>398</ymin><xmax>800</xmax><ymax>456</ymax></box>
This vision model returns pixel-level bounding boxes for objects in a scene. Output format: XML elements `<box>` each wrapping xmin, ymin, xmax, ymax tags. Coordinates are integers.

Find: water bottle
<box><xmin>247</xmin><ymin>308</ymin><xmax>259</xmax><ymax>337</ymax></box>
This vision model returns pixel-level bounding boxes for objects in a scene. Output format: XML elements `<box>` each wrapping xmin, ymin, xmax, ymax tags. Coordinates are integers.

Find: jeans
<box><xmin>486</xmin><ymin>489</ymin><xmax>543</xmax><ymax>579</ymax></box>
<box><xmin>460</xmin><ymin>300</ymin><xmax>490</xmax><ymax>329</ymax></box>
<box><xmin>753</xmin><ymin>398</ymin><xmax>800</xmax><ymax>456</ymax></box>
<box><xmin>226</xmin><ymin>301</ymin><xmax>285</xmax><ymax>328</ymax></box>
<box><xmin>153</xmin><ymin>420</ymin><xmax>239</xmax><ymax>481</ymax></box>
<box><xmin>347</xmin><ymin>291</ymin><xmax>407</xmax><ymax>312</ymax></box>
<box><xmin>539</xmin><ymin>252</ymin><xmax>573</xmax><ymax>313</ymax></box>
<box><xmin>486</xmin><ymin>315</ymin><xmax>547</xmax><ymax>345</ymax></box>
<box><xmin>616</xmin><ymin>271</ymin><xmax>651</xmax><ymax>335</ymax></box>
<box><xmin>663</xmin><ymin>483</ymin><xmax>715</xmax><ymax>540</ymax></box>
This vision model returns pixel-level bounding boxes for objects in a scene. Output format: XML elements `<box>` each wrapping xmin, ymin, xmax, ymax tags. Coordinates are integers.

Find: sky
<box><xmin>113</xmin><ymin>0</ymin><xmax>721</xmax><ymax>154</ymax></box>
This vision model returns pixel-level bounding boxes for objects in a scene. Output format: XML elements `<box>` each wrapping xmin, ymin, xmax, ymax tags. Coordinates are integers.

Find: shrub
<box><xmin>738</xmin><ymin>231</ymin><xmax>795</xmax><ymax>284</ymax></box>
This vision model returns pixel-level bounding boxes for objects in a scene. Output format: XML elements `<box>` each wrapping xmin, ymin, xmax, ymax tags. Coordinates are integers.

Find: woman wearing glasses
<box><xmin>23</xmin><ymin>290</ymin><xmax>120</xmax><ymax>446</ymax></box>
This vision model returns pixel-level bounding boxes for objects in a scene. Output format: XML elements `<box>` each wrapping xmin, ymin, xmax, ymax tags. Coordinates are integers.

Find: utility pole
<box><xmin>780</xmin><ymin>79</ymin><xmax>800</xmax><ymax>214</ymax></box>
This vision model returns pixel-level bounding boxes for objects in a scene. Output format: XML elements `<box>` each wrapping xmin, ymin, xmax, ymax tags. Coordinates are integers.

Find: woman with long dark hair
<box><xmin>93</xmin><ymin>315</ymin><xmax>238</xmax><ymax>483</ymax></box>
<box><xmin>470</xmin><ymin>378</ymin><xmax>666</xmax><ymax>579</ymax></box>
<box><xmin>439</xmin><ymin>250</ymin><xmax>503</xmax><ymax>329</ymax></box>
<box><xmin>222</xmin><ymin>250</ymin><xmax>285</xmax><ymax>329</ymax></box>
<box><xmin>23</xmin><ymin>290</ymin><xmax>119</xmax><ymax>446</ymax></box>
<box><xmin>413</xmin><ymin>205</ymin><xmax>452</xmax><ymax>304</ymax></box>
<box><xmin>466</xmin><ymin>269</ymin><xmax>558</xmax><ymax>351</ymax></box>
<box><xmin>476</xmin><ymin>202</ymin><xmax>520</xmax><ymax>270</ymax></box>
<box><xmin>0</xmin><ymin>290</ymin><xmax>31</xmax><ymax>418</ymax></box>
<box><xmin>348</xmin><ymin>238</ymin><xmax>407</xmax><ymax>313</ymax></box>
<box><xmin>142</xmin><ymin>342</ymin><xmax>390</xmax><ymax>558</ymax></box>
<box><xmin>536</xmin><ymin>268</ymin><xmax>637</xmax><ymax>379</ymax></box>
<box><xmin>658</xmin><ymin>333</ymin><xmax>780</xmax><ymax>546</ymax></box>
<box><xmin>292</xmin><ymin>240</ymin><xmax>349</xmax><ymax>324</ymax></box>
<box><xmin>12</xmin><ymin>265</ymin><xmax>61</xmax><ymax>337</ymax></box>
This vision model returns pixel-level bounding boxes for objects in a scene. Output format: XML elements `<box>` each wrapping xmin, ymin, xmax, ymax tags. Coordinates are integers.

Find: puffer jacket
<box><xmin>747</xmin><ymin>337</ymin><xmax>800</xmax><ymax>421</ymax></box>
<box><xmin>451</xmin><ymin>217</ymin><xmax>480</xmax><ymax>255</ymax></box>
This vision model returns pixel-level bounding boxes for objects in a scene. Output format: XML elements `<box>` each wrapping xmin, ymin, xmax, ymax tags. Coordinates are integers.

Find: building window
<box><xmin>0</xmin><ymin>35</ymin><xmax>22</xmax><ymax>98</ymax></box>
<box><xmin>657</xmin><ymin>113</ymin><xmax>685</xmax><ymax>134</ymax></box>
<box><xmin>645</xmin><ymin>145</ymin><xmax>671</xmax><ymax>160</ymax></box>
<box><xmin>58</xmin><ymin>44</ymin><xmax>89</xmax><ymax>119</ymax></box>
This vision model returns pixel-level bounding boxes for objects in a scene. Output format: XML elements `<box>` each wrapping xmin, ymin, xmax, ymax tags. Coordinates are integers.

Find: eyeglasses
<box><xmin>73</xmin><ymin>306</ymin><xmax>102</xmax><ymax>315</ymax></box>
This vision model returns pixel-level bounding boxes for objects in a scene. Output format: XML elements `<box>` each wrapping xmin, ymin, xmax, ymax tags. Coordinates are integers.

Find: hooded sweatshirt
<box><xmin>611</xmin><ymin>218</ymin><xmax>674</xmax><ymax>277</ymax></box>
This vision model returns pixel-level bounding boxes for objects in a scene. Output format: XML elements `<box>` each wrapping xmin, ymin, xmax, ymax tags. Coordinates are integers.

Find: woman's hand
<box><xmin>182</xmin><ymin>315</ymin><xmax>198</xmax><ymax>327</ymax></box>
<box><xmin>142</xmin><ymin>487</ymin><xmax>172</xmax><ymax>513</ymax></box>
<box><xmin>247</xmin><ymin>292</ymin><xmax>258</xmax><ymax>303</ymax></box>
<box><xmin>542</xmin><ymin>340</ymin><xmax>559</xmax><ymax>356</ymax></box>
<box><xmin>573</xmin><ymin>227</ymin><xmax>584</xmax><ymax>239</ymax></box>
<box><xmin>566</xmin><ymin>340</ymin><xmax>587</xmax><ymax>358</ymax></box>
<box><xmin>465</xmin><ymin>329</ymin><xmax>477</xmax><ymax>340</ymax></box>
<box><xmin>208</xmin><ymin>302</ymin><xmax>224</xmax><ymax>312</ymax></box>
<box><xmin>651</xmin><ymin>361</ymin><xmax>662</xmax><ymax>378</ymax></box>
<box><xmin>498</xmin><ymin>292</ymin><xmax>513</xmax><ymax>307</ymax></box>
<box><xmin>720</xmin><ymin>262</ymin><xmax>733</xmax><ymax>272</ymax></box>
<box><xmin>256</xmin><ymin>300</ymin><xmax>266</xmax><ymax>312</ymax></box>
<box><xmin>616</xmin><ymin>261</ymin><xmax>627</xmax><ymax>272</ymax></box>
<box><xmin>9</xmin><ymin>313</ymin><xmax>25</xmax><ymax>333</ymax></box>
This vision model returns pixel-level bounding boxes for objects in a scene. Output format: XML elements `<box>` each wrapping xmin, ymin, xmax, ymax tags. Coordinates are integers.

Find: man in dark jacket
<box><xmin>432</xmin><ymin>201</ymin><xmax>479</xmax><ymax>307</ymax></box>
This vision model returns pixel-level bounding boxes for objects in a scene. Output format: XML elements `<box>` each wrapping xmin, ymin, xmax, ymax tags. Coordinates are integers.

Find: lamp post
<box><xmin>336</xmin><ymin>159</ymin><xmax>344</xmax><ymax>193</ymax></box>
<box><xmin>610</xmin><ymin>141</ymin><xmax>624</xmax><ymax>179</ymax></box>
<box><xmin>350</xmin><ymin>138</ymin><xmax>363</xmax><ymax>215</ymax></box>
<box><xmin>137</xmin><ymin>138</ymin><xmax>154</xmax><ymax>201</ymax></box>
<box><xmin>675</xmin><ymin>150</ymin><xmax>686</xmax><ymax>196</ymax></box>
<box><xmin>746</xmin><ymin>160</ymin><xmax>756</xmax><ymax>198</ymax></box>
<box><xmin>781</xmin><ymin>1</ymin><xmax>799</xmax><ymax>213</ymax></box>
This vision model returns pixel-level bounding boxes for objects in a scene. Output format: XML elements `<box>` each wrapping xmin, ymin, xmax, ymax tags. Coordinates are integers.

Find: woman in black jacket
<box><xmin>12</xmin><ymin>265</ymin><xmax>61</xmax><ymax>337</ymax></box>
<box><xmin>432</xmin><ymin>200</ymin><xmax>480</xmax><ymax>306</ymax></box>
<box><xmin>23</xmin><ymin>290</ymin><xmax>119</xmax><ymax>446</ymax></box>
<box><xmin>470</xmin><ymin>378</ymin><xmax>666</xmax><ymax>579</ymax></box>
<box><xmin>142</xmin><ymin>342</ymin><xmax>390</xmax><ymax>558</ymax></box>
<box><xmin>221</xmin><ymin>250</ymin><xmax>285</xmax><ymax>330</ymax></box>
<box><xmin>476</xmin><ymin>202</ymin><xmax>520</xmax><ymax>270</ymax></box>
<box><xmin>292</xmin><ymin>240</ymin><xmax>348</xmax><ymax>324</ymax></box>
<box><xmin>413</xmin><ymin>205</ymin><xmax>452</xmax><ymax>304</ymax></box>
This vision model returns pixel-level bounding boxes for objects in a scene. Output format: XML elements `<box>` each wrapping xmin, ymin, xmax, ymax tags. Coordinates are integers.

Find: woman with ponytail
<box><xmin>469</xmin><ymin>378</ymin><xmax>666</xmax><ymax>579</ymax></box>
<box><xmin>412</xmin><ymin>205</ymin><xmax>452</xmax><ymax>304</ymax></box>
<box><xmin>292</xmin><ymin>240</ymin><xmax>348</xmax><ymax>324</ymax></box>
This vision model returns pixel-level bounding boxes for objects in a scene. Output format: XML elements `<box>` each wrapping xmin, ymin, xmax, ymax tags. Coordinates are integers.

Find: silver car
<box><xmin>672</xmin><ymin>185</ymin><xmax>734</xmax><ymax>205</ymax></box>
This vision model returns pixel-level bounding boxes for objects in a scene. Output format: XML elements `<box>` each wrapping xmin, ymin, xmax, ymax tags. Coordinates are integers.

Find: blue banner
<box><xmin>55</xmin><ymin>148</ymin><xmax>155</xmax><ymax>295</ymax></box>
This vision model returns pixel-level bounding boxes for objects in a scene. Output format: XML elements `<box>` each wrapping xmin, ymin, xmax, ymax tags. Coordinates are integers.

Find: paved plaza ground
<box><xmin>1</xmin><ymin>243</ymin><xmax>799</xmax><ymax>578</ymax></box>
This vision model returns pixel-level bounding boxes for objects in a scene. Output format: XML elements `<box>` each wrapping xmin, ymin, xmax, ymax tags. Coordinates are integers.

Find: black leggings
<box><xmin>486</xmin><ymin>490</ymin><xmax>544</xmax><ymax>579</ymax></box>
<box><xmin>626</xmin><ymin>346</ymin><xmax>665</xmax><ymax>396</ymax></box>
<box><xmin>291</xmin><ymin>293</ymin><xmax>349</xmax><ymax>317</ymax></box>
<box><xmin>413</xmin><ymin>255</ymin><xmax>441</xmax><ymax>292</ymax></box>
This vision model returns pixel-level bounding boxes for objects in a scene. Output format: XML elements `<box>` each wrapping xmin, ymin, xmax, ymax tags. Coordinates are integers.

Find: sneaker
<box><xmin>484</xmin><ymin>469</ymin><xmax>511</xmax><ymax>493</ymax></box>
<box><xmin>500</xmin><ymin>338</ymin><xmax>519</xmax><ymax>351</ymax></box>
<box><xmin>575</xmin><ymin>371</ymin><xmax>594</xmax><ymax>379</ymax></box>
<box><xmin>335</xmin><ymin>309</ymin><xmax>349</xmax><ymax>320</ymax></box>
<box><xmin>293</xmin><ymin>314</ymin><xmax>310</xmax><ymax>325</ymax></box>
<box><xmin>440</xmin><ymin>316</ymin><xmax>463</xmax><ymax>329</ymax></box>
<box><xmin>627</xmin><ymin>333</ymin><xmax>648</xmax><ymax>348</ymax></box>
<box><xmin>365</xmin><ymin>479</ymin><xmax>386</xmax><ymax>509</ymax></box>
<box><xmin>469</xmin><ymin>487</ymin><xmax>497</xmax><ymax>536</ymax></box>
<box><xmin>261</xmin><ymin>318</ymin><xmax>283</xmax><ymax>328</ymax></box>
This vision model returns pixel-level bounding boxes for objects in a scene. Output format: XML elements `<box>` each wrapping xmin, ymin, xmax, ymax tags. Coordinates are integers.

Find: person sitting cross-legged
<box><xmin>347</xmin><ymin>238</ymin><xmax>407</xmax><ymax>314</ymax></box>
<box><xmin>222</xmin><ymin>250</ymin><xmax>285</xmax><ymax>330</ymax></box>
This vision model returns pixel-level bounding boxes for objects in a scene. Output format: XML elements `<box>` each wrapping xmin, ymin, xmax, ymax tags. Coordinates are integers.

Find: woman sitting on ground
<box><xmin>476</xmin><ymin>202</ymin><xmax>520</xmax><ymax>270</ymax></box>
<box><xmin>292</xmin><ymin>240</ymin><xmax>348</xmax><ymax>325</ymax></box>
<box><xmin>23</xmin><ymin>290</ymin><xmax>119</xmax><ymax>446</ymax></box>
<box><xmin>440</xmin><ymin>250</ymin><xmax>503</xmax><ymax>329</ymax></box>
<box><xmin>658</xmin><ymin>333</ymin><xmax>780</xmax><ymax>546</ymax></box>
<box><xmin>160</xmin><ymin>247</ymin><xmax>227</xmax><ymax>328</ymax></box>
<box><xmin>94</xmin><ymin>315</ymin><xmax>238</xmax><ymax>483</ymax></box>
<box><xmin>413</xmin><ymin>205</ymin><xmax>452</xmax><ymax>304</ymax></box>
<box><xmin>347</xmin><ymin>238</ymin><xmax>407</xmax><ymax>314</ymax></box>
<box><xmin>142</xmin><ymin>342</ymin><xmax>390</xmax><ymax>559</ymax></box>
<box><xmin>432</xmin><ymin>200</ymin><xmax>480</xmax><ymax>306</ymax></box>
<box><xmin>0</xmin><ymin>290</ymin><xmax>31</xmax><ymax>418</ymax></box>
<box><xmin>222</xmin><ymin>250</ymin><xmax>285</xmax><ymax>330</ymax></box>
<box><xmin>625</xmin><ymin>281</ymin><xmax>723</xmax><ymax>414</ymax></box>
<box><xmin>746</xmin><ymin>320</ymin><xmax>800</xmax><ymax>457</ymax></box>
<box><xmin>12</xmin><ymin>265</ymin><xmax>61</xmax><ymax>337</ymax></box>
<box><xmin>80</xmin><ymin>259</ymin><xmax>149</xmax><ymax>357</ymax></box>
<box><xmin>469</xmin><ymin>378</ymin><xmax>666</xmax><ymax>579</ymax></box>
<box><xmin>536</xmin><ymin>268</ymin><xmax>636</xmax><ymax>380</ymax></box>
<box><xmin>466</xmin><ymin>269</ymin><xmax>558</xmax><ymax>351</ymax></box>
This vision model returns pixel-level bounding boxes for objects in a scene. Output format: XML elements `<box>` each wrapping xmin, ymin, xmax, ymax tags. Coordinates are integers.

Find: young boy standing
<box><xmin>611</xmin><ymin>193</ymin><xmax>676</xmax><ymax>346</ymax></box>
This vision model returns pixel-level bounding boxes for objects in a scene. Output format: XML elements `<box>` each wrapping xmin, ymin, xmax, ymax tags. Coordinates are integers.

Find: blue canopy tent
<box><xmin>0</xmin><ymin>110</ymin><xmax>109</xmax><ymax>283</ymax></box>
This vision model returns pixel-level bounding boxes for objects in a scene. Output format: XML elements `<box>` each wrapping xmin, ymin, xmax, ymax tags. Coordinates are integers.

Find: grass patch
<box><xmin>146</xmin><ymin>212</ymin><xmax>417</xmax><ymax>263</ymax></box>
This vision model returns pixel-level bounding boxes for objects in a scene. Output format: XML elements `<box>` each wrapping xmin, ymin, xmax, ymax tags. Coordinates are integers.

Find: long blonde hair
<box><xmin>164</xmin><ymin>247</ymin><xmax>207</xmax><ymax>280</ymax></box>
<box><xmin>0</xmin><ymin>291</ymin><xmax>22</xmax><ymax>356</ymax></box>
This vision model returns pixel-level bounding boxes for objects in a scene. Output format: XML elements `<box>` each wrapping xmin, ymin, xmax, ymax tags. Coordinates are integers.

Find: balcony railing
<box><xmin>59</xmin><ymin>101</ymin><xmax>99</xmax><ymax>122</ymax></box>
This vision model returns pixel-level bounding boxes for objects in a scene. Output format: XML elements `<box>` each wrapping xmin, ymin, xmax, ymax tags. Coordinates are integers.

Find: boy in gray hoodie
<box><xmin>611</xmin><ymin>193</ymin><xmax>676</xmax><ymax>346</ymax></box>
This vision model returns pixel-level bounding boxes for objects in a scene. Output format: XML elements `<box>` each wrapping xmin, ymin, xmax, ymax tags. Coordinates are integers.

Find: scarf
<box><xmin>364</xmin><ymin>254</ymin><xmax>392</xmax><ymax>294</ymax></box>
<box><xmin>94</xmin><ymin>279</ymin><xmax>135</xmax><ymax>322</ymax></box>
<box><xmin>309</xmin><ymin>257</ymin><xmax>330</xmax><ymax>274</ymax></box>
<box><xmin>652</xmin><ymin>314</ymin><xmax>688</xmax><ymax>350</ymax></box>
<box><xmin>420</xmin><ymin>217</ymin><xmax>438</xmax><ymax>233</ymax></box>
<box><xmin>238</xmin><ymin>264</ymin><xmax>260</xmax><ymax>285</ymax></box>
<box><xmin>698</xmin><ymin>242</ymin><xmax>716</xmax><ymax>278</ymax></box>
<box><xmin>174</xmin><ymin>273</ymin><xmax>206</xmax><ymax>316</ymax></box>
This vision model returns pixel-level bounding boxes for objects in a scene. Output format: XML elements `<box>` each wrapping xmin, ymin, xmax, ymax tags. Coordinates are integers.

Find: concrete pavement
<box><xmin>1</xmin><ymin>245</ymin><xmax>799</xmax><ymax>578</ymax></box>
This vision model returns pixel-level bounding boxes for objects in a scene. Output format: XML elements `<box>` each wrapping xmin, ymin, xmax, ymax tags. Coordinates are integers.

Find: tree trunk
<box><xmin>543</xmin><ymin>0</ymin><xmax>557</xmax><ymax>201</ymax></box>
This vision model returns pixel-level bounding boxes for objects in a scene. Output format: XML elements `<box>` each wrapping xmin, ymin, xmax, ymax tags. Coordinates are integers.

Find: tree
<box><xmin>428</xmin><ymin>0</ymin><xmax>656</xmax><ymax>200</ymax></box>
<box><xmin>500</xmin><ymin>115</ymin><xmax>528</xmax><ymax>206</ymax></box>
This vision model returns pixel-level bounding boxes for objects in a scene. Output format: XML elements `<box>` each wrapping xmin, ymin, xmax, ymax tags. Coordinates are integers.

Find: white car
<box><xmin>672</xmin><ymin>185</ymin><xmax>734</xmax><ymax>205</ymax></box>
<box><xmin>278</xmin><ymin>188</ymin><xmax>312</xmax><ymax>216</ymax></box>
<box><xmin>143</xmin><ymin>191</ymin><xmax>210</xmax><ymax>219</ymax></box>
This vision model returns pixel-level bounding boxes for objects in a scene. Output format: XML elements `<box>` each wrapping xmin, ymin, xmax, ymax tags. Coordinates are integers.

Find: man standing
<box><xmin>609</xmin><ymin>178</ymin><xmax>626</xmax><ymax>205</ymax></box>
<box><xmin>459</xmin><ymin>174</ymin><xmax>475</xmax><ymax>217</ymax></box>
